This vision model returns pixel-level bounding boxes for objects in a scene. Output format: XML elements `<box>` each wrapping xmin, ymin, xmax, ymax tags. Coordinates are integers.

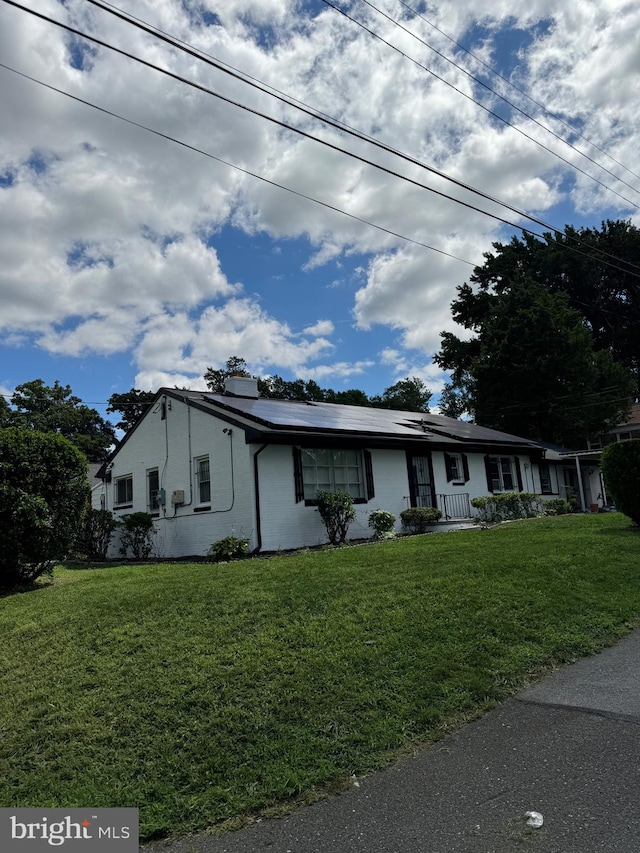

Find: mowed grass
<box><xmin>1</xmin><ymin>513</ymin><xmax>639</xmax><ymax>840</ymax></box>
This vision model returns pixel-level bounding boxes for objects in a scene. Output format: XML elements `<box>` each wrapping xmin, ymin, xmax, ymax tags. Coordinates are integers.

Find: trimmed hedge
<box><xmin>400</xmin><ymin>507</ymin><xmax>442</xmax><ymax>534</ymax></box>
<box><xmin>471</xmin><ymin>492</ymin><xmax>544</xmax><ymax>523</ymax></box>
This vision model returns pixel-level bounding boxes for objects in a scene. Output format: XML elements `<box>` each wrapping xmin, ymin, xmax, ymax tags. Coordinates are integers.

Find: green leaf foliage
<box><xmin>5</xmin><ymin>379</ymin><xmax>116</xmax><ymax>462</ymax></box>
<box><xmin>471</xmin><ymin>492</ymin><xmax>544</xmax><ymax>523</ymax></box>
<box><xmin>436</xmin><ymin>278</ymin><xmax>634</xmax><ymax>446</ymax></box>
<box><xmin>601</xmin><ymin>439</ymin><xmax>640</xmax><ymax>525</ymax></box>
<box><xmin>118</xmin><ymin>512</ymin><xmax>155</xmax><ymax>560</ymax></box>
<box><xmin>0</xmin><ymin>428</ymin><xmax>89</xmax><ymax>587</ymax></box>
<box><xmin>316</xmin><ymin>491</ymin><xmax>356</xmax><ymax>545</ymax></box>
<box><xmin>368</xmin><ymin>509</ymin><xmax>397</xmax><ymax>538</ymax></box>
<box><xmin>400</xmin><ymin>507</ymin><xmax>442</xmax><ymax>533</ymax></box>
<box><xmin>75</xmin><ymin>508</ymin><xmax>119</xmax><ymax>560</ymax></box>
<box><xmin>208</xmin><ymin>536</ymin><xmax>250</xmax><ymax>562</ymax></box>
<box><xmin>471</xmin><ymin>220</ymin><xmax>640</xmax><ymax>387</ymax></box>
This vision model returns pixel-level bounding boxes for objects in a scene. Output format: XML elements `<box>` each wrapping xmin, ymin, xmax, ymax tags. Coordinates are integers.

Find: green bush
<box><xmin>316</xmin><ymin>491</ymin><xmax>356</xmax><ymax>545</ymax></box>
<box><xmin>471</xmin><ymin>492</ymin><xmax>544</xmax><ymax>523</ymax></box>
<box><xmin>400</xmin><ymin>507</ymin><xmax>442</xmax><ymax>534</ymax></box>
<box><xmin>601</xmin><ymin>439</ymin><xmax>640</xmax><ymax>525</ymax></box>
<box><xmin>208</xmin><ymin>536</ymin><xmax>250</xmax><ymax>562</ymax></box>
<box><xmin>118</xmin><ymin>512</ymin><xmax>155</xmax><ymax>559</ymax></box>
<box><xmin>75</xmin><ymin>507</ymin><xmax>118</xmax><ymax>559</ymax></box>
<box><xmin>544</xmin><ymin>498</ymin><xmax>571</xmax><ymax>516</ymax></box>
<box><xmin>368</xmin><ymin>509</ymin><xmax>397</xmax><ymax>539</ymax></box>
<box><xmin>0</xmin><ymin>428</ymin><xmax>89</xmax><ymax>588</ymax></box>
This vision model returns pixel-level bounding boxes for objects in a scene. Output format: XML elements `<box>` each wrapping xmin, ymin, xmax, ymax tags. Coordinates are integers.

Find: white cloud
<box><xmin>1</xmin><ymin>0</ymin><xmax>638</xmax><ymax>387</ymax></box>
<box><xmin>302</xmin><ymin>319</ymin><xmax>334</xmax><ymax>337</ymax></box>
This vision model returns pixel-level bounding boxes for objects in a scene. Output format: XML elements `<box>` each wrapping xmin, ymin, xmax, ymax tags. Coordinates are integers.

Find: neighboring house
<box><xmin>588</xmin><ymin>401</ymin><xmax>640</xmax><ymax>451</ymax></box>
<box><xmin>534</xmin><ymin>443</ymin><xmax>604</xmax><ymax>512</ymax></box>
<box><xmin>95</xmin><ymin>377</ymin><xmax>580</xmax><ymax>557</ymax></box>
<box><xmin>87</xmin><ymin>462</ymin><xmax>106</xmax><ymax>510</ymax></box>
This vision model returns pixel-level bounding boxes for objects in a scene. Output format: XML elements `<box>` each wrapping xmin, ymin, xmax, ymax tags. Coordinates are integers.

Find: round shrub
<box><xmin>368</xmin><ymin>509</ymin><xmax>396</xmax><ymax>539</ymax></box>
<box><xmin>601</xmin><ymin>439</ymin><xmax>640</xmax><ymax>525</ymax></box>
<box><xmin>0</xmin><ymin>427</ymin><xmax>89</xmax><ymax>587</ymax></box>
<box><xmin>208</xmin><ymin>536</ymin><xmax>250</xmax><ymax>562</ymax></box>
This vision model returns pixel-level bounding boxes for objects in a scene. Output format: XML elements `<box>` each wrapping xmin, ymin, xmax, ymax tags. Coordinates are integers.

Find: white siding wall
<box><xmin>256</xmin><ymin>446</ymin><xmax>413</xmax><ymax>551</ymax></box>
<box><xmin>105</xmin><ymin>398</ymin><xmax>256</xmax><ymax>558</ymax></box>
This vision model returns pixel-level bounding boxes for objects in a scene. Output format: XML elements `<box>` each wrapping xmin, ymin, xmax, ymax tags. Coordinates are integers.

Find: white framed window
<box><xmin>195</xmin><ymin>455</ymin><xmax>211</xmax><ymax>504</ymax></box>
<box><xmin>486</xmin><ymin>456</ymin><xmax>516</xmax><ymax>492</ymax></box>
<box><xmin>147</xmin><ymin>468</ymin><xmax>160</xmax><ymax>513</ymax></box>
<box><xmin>301</xmin><ymin>448</ymin><xmax>365</xmax><ymax>501</ymax></box>
<box><xmin>114</xmin><ymin>474</ymin><xmax>133</xmax><ymax>506</ymax></box>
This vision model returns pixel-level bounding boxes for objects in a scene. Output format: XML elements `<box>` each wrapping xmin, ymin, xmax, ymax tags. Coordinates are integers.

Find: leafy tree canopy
<box><xmin>469</xmin><ymin>219</ymin><xmax>640</xmax><ymax>387</ymax></box>
<box><xmin>107</xmin><ymin>388</ymin><xmax>156</xmax><ymax>433</ymax></box>
<box><xmin>0</xmin><ymin>428</ymin><xmax>89</xmax><ymax>587</ymax></box>
<box><xmin>5</xmin><ymin>380</ymin><xmax>116</xmax><ymax>463</ymax></box>
<box><xmin>369</xmin><ymin>377</ymin><xmax>432</xmax><ymax>412</ymax></box>
<box><xmin>435</xmin><ymin>278</ymin><xmax>634</xmax><ymax>446</ymax></box>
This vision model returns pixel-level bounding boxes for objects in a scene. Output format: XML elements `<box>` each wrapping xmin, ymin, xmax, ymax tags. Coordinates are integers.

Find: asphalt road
<box><xmin>144</xmin><ymin>631</ymin><xmax>640</xmax><ymax>853</ymax></box>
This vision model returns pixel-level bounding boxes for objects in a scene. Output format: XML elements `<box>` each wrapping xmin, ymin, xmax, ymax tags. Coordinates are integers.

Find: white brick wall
<box><xmin>103</xmin><ymin>398</ymin><xmax>570</xmax><ymax>556</ymax></box>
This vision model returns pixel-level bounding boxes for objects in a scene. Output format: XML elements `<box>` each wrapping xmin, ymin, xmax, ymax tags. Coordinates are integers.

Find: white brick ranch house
<box><xmin>94</xmin><ymin>377</ymin><xmax>598</xmax><ymax>557</ymax></box>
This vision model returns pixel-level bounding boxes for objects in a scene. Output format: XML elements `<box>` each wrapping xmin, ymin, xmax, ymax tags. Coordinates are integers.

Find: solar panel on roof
<box><xmin>200</xmin><ymin>393</ymin><xmax>534</xmax><ymax>446</ymax></box>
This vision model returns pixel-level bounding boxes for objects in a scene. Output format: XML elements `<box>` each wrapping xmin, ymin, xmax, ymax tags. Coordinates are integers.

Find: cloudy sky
<box><xmin>1</xmin><ymin>0</ymin><xmax>639</xmax><ymax>420</ymax></box>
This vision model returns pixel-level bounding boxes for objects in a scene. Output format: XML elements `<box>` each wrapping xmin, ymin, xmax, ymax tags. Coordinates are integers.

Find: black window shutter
<box><xmin>364</xmin><ymin>449</ymin><xmax>375</xmax><ymax>500</ymax></box>
<box><xmin>484</xmin><ymin>455</ymin><xmax>495</xmax><ymax>493</ymax></box>
<box><xmin>515</xmin><ymin>457</ymin><xmax>524</xmax><ymax>491</ymax></box>
<box><xmin>292</xmin><ymin>447</ymin><xmax>304</xmax><ymax>502</ymax></box>
<box><xmin>462</xmin><ymin>454</ymin><xmax>470</xmax><ymax>483</ymax></box>
<box><xmin>444</xmin><ymin>453</ymin><xmax>454</xmax><ymax>482</ymax></box>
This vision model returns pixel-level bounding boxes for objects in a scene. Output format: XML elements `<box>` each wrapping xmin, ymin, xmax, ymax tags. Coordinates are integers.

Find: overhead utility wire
<box><xmin>394</xmin><ymin>0</ymin><xmax>640</xmax><ymax>185</ymax></box>
<box><xmin>81</xmin><ymin>0</ymin><xmax>597</xmax><ymax>237</ymax></box>
<box><xmin>352</xmin><ymin>0</ymin><xmax>640</xmax><ymax>200</ymax></box>
<box><xmin>73</xmin><ymin>0</ymin><xmax>640</xmax><ymax>274</ymax></box>
<box><xmin>327</xmin><ymin>0</ymin><xmax>640</xmax><ymax>207</ymax></box>
<box><xmin>6</xmin><ymin>0</ymin><xmax>640</xmax><ymax>279</ymax></box>
<box><xmin>0</xmin><ymin>61</ymin><xmax>476</xmax><ymax>267</ymax></box>
<box><xmin>3</xmin><ymin>0</ymin><xmax>564</xmax><ymax>242</ymax></box>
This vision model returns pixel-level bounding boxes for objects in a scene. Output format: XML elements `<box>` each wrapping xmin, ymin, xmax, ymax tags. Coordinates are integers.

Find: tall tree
<box><xmin>204</xmin><ymin>357</ymin><xmax>251</xmax><ymax>393</ymax></box>
<box><xmin>471</xmin><ymin>220</ymin><xmax>640</xmax><ymax>387</ymax></box>
<box><xmin>370</xmin><ymin>377</ymin><xmax>431</xmax><ymax>412</ymax></box>
<box><xmin>435</xmin><ymin>279</ymin><xmax>634</xmax><ymax>446</ymax></box>
<box><xmin>107</xmin><ymin>389</ymin><xmax>156</xmax><ymax>433</ymax></box>
<box><xmin>7</xmin><ymin>380</ymin><xmax>115</xmax><ymax>463</ymax></box>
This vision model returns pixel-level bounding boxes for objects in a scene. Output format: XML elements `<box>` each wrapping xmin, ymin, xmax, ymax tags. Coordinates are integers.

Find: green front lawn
<box><xmin>1</xmin><ymin>513</ymin><xmax>638</xmax><ymax>840</ymax></box>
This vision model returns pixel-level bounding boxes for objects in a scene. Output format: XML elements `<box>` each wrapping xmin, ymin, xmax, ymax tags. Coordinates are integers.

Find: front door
<box><xmin>408</xmin><ymin>454</ymin><xmax>435</xmax><ymax>508</ymax></box>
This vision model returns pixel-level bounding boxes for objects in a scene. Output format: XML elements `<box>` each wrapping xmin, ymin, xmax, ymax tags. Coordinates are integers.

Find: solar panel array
<box><xmin>199</xmin><ymin>393</ymin><xmax>535</xmax><ymax>447</ymax></box>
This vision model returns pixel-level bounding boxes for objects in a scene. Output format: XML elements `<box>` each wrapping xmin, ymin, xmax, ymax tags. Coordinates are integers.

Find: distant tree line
<box><xmin>204</xmin><ymin>356</ymin><xmax>433</xmax><ymax>413</ymax></box>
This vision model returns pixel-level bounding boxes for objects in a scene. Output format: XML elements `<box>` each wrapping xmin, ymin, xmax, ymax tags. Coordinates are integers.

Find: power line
<box><xmin>64</xmin><ymin>0</ymin><xmax>640</xmax><ymax>276</ymax></box>
<box><xmin>5</xmin><ymin>0</ymin><xmax>640</xmax><ymax>279</ymax></box>
<box><xmin>326</xmin><ymin>0</ymin><xmax>640</xmax><ymax>208</ymax></box>
<box><xmin>0</xmin><ymin>61</ymin><xmax>476</xmax><ymax>266</ymax></box>
<box><xmin>394</xmin><ymin>0</ymin><xmax>640</xmax><ymax>186</ymax></box>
